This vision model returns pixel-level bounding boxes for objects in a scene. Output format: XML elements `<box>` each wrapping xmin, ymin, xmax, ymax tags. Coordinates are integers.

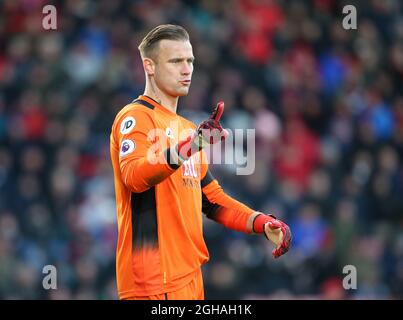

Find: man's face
<box><xmin>151</xmin><ymin>40</ymin><xmax>194</xmax><ymax>98</ymax></box>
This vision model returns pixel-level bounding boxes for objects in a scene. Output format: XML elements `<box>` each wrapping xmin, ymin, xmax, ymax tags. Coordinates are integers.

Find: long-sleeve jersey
<box><xmin>110</xmin><ymin>95</ymin><xmax>255</xmax><ymax>299</ymax></box>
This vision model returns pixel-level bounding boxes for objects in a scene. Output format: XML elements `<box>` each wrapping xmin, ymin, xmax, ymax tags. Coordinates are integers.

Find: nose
<box><xmin>181</xmin><ymin>62</ymin><xmax>192</xmax><ymax>75</ymax></box>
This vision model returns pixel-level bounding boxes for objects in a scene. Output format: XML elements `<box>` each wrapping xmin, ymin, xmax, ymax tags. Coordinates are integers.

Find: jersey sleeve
<box><xmin>114</xmin><ymin>105</ymin><xmax>180</xmax><ymax>193</ymax></box>
<box><xmin>200</xmin><ymin>153</ymin><xmax>255</xmax><ymax>233</ymax></box>
<box><xmin>200</xmin><ymin>150</ymin><xmax>211</xmax><ymax>187</ymax></box>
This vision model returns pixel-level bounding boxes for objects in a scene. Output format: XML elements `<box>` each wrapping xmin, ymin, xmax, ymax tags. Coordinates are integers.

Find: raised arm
<box><xmin>114</xmin><ymin>105</ymin><xmax>179</xmax><ymax>193</ymax></box>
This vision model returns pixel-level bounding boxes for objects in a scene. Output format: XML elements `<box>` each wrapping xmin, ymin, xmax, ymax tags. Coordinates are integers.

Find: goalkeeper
<box><xmin>110</xmin><ymin>24</ymin><xmax>292</xmax><ymax>300</ymax></box>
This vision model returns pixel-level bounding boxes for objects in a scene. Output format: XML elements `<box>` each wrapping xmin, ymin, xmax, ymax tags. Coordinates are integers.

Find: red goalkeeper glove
<box><xmin>253</xmin><ymin>213</ymin><xmax>292</xmax><ymax>259</ymax></box>
<box><xmin>176</xmin><ymin>101</ymin><xmax>229</xmax><ymax>161</ymax></box>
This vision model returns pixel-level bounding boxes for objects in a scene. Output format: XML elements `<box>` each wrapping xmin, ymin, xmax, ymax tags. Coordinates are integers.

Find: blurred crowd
<box><xmin>1</xmin><ymin>0</ymin><xmax>403</xmax><ymax>299</ymax></box>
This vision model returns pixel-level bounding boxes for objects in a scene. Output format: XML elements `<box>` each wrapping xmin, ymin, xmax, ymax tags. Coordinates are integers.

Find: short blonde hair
<box><xmin>138</xmin><ymin>24</ymin><xmax>189</xmax><ymax>59</ymax></box>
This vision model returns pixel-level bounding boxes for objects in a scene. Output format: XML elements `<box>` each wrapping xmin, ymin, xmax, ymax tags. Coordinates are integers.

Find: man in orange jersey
<box><xmin>110</xmin><ymin>24</ymin><xmax>291</xmax><ymax>300</ymax></box>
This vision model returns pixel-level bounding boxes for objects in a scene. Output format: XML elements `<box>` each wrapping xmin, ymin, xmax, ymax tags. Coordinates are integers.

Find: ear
<box><xmin>143</xmin><ymin>58</ymin><xmax>155</xmax><ymax>76</ymax></box>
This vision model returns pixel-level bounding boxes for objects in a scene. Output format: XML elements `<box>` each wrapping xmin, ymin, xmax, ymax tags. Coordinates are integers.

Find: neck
<box><xmin>144</xmin><ymin>80</ymin><xmax>178</xmax><ymax>114</ymax></box>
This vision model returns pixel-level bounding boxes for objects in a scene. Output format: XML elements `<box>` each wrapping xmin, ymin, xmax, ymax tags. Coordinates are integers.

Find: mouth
<box><xmin>179</xmin><ymin>80</ymin><xmax>191</xmax><ymax>86</ymax></box>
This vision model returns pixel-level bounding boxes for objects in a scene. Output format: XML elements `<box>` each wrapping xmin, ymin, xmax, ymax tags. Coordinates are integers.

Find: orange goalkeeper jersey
<box><xmin>110</xmin><ymin>95</ymin><xmax>254</xmax><ymax>299</ymax></box>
